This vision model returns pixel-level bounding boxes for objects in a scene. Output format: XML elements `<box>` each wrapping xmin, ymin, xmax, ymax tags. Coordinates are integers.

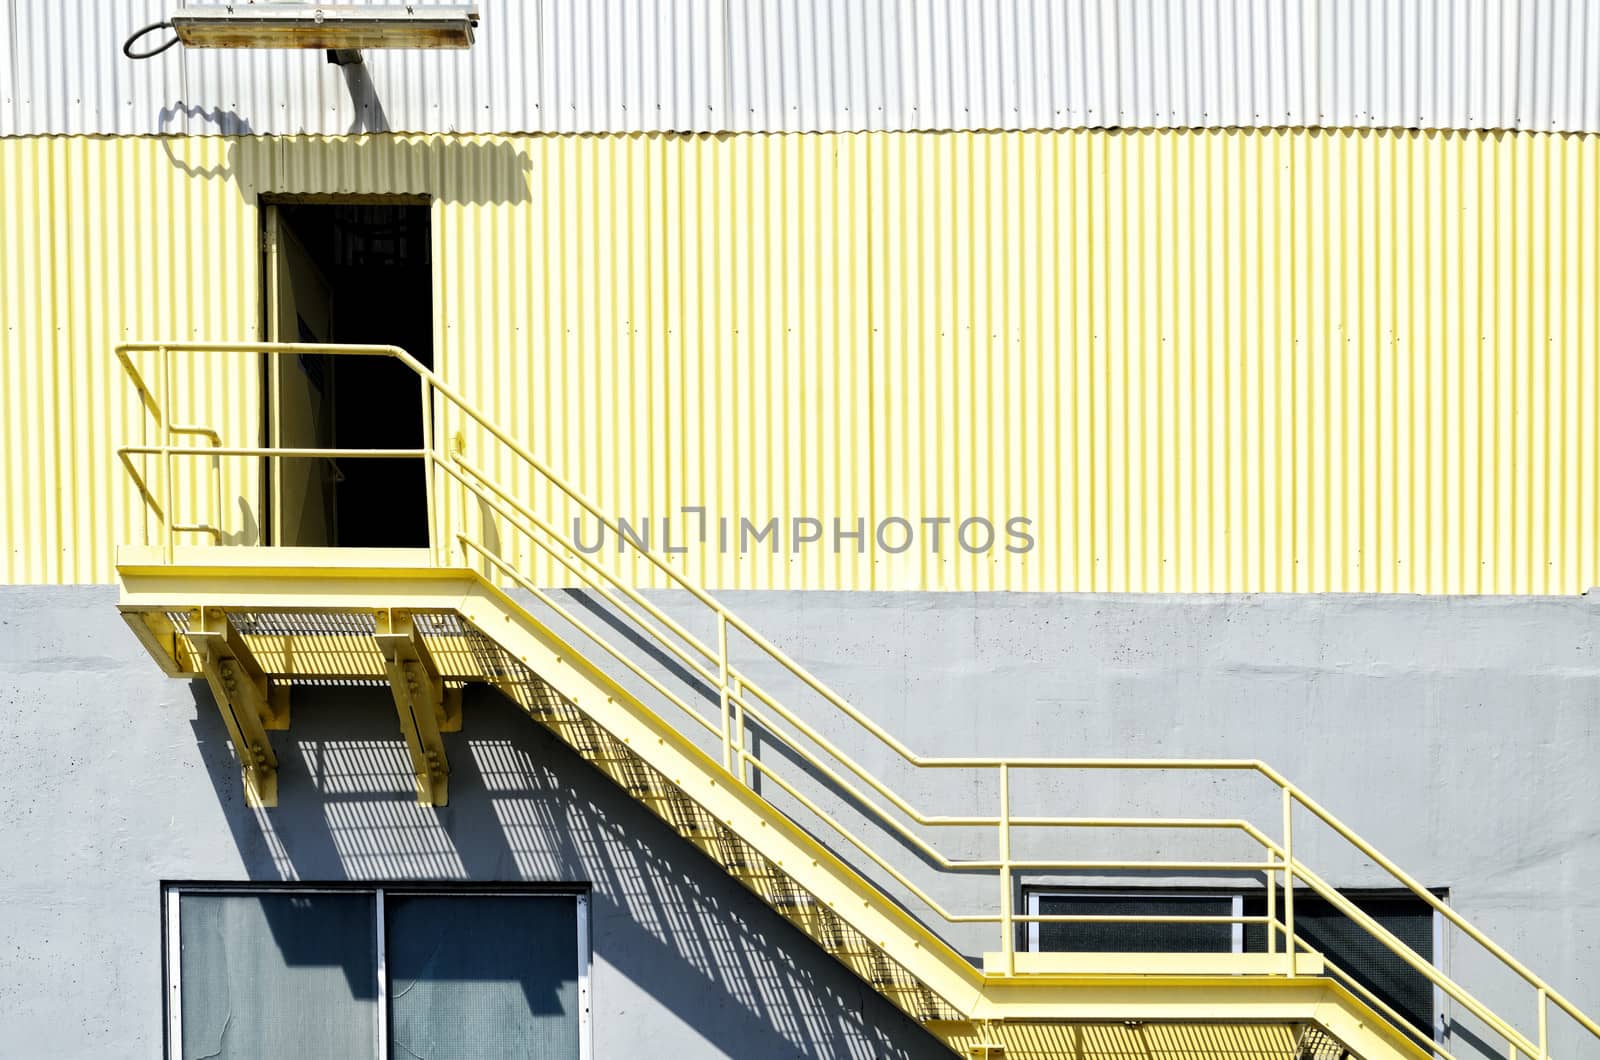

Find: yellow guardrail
<box><xmin>115</xmin><ymin>341</ymin><xmax>1599</xmax><ymax>1059</ymax></box>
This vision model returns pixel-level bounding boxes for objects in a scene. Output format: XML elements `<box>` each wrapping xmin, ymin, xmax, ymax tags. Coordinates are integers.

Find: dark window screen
<box><xmin>1034</xmin><ymin>893</ymin><xmax>1235</xmax><ymax>953</ymax></box>
<box><xmin>1032</xmin><ymin>890</ymin><xmax>1436</xmax><ymax>1041</ymax></box>
<box><xmin>1245</xmin><ymin>894</ymin><xmax>1435</xmax><ymax>1040</ymax></box>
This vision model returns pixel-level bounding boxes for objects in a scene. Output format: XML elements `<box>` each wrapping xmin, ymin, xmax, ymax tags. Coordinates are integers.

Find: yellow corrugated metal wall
<box><xmin>1</xmin><ymin>131</ymin><xmax>1596</xmax><ymax>592</ymax></box>
<box><xmin>0</xmin><ymin>137</ymin><xmax>260</xmax><ymax>584</ymax></box>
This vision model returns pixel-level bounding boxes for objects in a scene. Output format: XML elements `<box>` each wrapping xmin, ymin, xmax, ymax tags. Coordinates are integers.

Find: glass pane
<box><xmin>1035</xmin><ymin>893</ymin><xmax>1235</xmax><ymax>953</ymax></box>
<box><xmin>178</xmin><ymin>892</ymin><xmax>378</xmax><ymax>1060</ymax></box>
<box><xmin>387</xmin><ymin>894</ymin><xmax>580</xmax><ymax>1060</ymax></box>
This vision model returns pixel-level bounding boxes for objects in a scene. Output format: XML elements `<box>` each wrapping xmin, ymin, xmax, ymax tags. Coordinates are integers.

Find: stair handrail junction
<box><xmin>114</xmin><ymin>341</ymin><xmax>1600</xmax><ymax>1059</ymax></box>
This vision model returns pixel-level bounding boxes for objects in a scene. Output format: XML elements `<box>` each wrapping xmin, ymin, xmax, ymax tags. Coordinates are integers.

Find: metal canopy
<box><xmin>172</xmin><ymin>4</ymin><xmax>478</xmax><ymax>50</ymax></box>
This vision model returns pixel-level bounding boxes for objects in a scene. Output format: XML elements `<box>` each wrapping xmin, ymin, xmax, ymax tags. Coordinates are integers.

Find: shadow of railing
<box><xmin>188</xmin><ymin>681</ymin><xmax>948</xmax><ymax>1060</ymax></box>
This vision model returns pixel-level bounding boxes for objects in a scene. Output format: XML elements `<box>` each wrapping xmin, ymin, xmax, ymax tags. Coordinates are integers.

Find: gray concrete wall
<box><xmin>1</xmin><ymin>585</ymin><xmax>1597</xmax><ymax>1058</ymax></box>
<box><xmin>549</xmin><ymin>587</ymin><xmax>1600</xmax><ymax>1058</ymax></box>
<box><xmin>0</xmin><ymin>587</ymin><xmax>947</xmax><ymax>1060</ymax></box>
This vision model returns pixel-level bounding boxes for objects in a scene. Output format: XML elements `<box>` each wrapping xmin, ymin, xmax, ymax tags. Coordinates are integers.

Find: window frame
<box><xmin>1023</xmin><ymin>885</ymin><xmax>1448</xmax><ymax>1046</ymax></box>
<box><xmin>1024</xmin><ymin>888</ymin><xmax>1246</xmax><ymax>954</ymax></box>
<box><xmin>162</xmin><ymin>882</ymin><xmax>592</xmax><ymax>1060</ymax></box>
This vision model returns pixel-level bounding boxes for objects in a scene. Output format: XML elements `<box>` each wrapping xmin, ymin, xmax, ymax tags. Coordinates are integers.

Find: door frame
<box><xmin>258</xmin><ymin>193</ymin><xmax>437</xmax><ymax>547</ymax></box>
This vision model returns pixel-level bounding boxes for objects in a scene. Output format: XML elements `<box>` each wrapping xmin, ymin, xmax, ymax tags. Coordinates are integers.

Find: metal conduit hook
<box><xmin>122</xmin><ymin>21</ymin><xmax>181</xmax><ymax>59</ymax></box>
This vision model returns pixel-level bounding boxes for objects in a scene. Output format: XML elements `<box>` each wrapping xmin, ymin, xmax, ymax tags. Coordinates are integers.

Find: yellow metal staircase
<box><xmin>114</xmin><ymin>343</ymin><xmax>1600</xmax><ymax>1060</ymax></box>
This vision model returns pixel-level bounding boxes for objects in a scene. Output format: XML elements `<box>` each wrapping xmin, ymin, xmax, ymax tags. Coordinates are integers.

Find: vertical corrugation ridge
<box><xmin>1</xmin><ymin>130</ymin><xmax>1598</xmax><ymax>591</ymax></box>
<box><xmin>10</xmin><ymin>1</ymin><xmax>1600</xmax><ymax>136</ymax></box>
<box><xmin>1</xmin><ymin>135</ymin><xmax>258</xmax><ymax>582</ymax></box>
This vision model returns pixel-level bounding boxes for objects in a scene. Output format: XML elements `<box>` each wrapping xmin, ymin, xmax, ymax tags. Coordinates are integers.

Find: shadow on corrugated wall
<box><xmin>156</xmin><ymin>132</ymin><xmax>535</xmax><ymax>205</ymax></box>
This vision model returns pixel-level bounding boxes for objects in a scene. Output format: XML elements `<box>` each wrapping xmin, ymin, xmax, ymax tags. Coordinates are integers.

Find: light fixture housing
<box><xmin>171</xmin><ymin>4</ymin><xmax>479</xmax><ymax>50</ymax></box>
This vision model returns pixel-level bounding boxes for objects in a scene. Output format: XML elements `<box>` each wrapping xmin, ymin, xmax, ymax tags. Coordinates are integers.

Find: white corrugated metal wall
<box><xmin>5</xmin><ymin>0</ymin><xmax>1600</xmax><ymax>136</ymax></box>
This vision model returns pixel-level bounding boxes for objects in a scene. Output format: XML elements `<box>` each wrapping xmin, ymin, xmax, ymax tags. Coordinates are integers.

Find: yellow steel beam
<box><xmin>119</xmin><ymin>610</ymin><xmax>198</xmax><ymax>677</ymax></box>
<box><xmin>965</xmin><ymin>975</ymin><xmax>1430</xmax><ymax>1060</ymax></box>
<box><xmin>117</xmin><ymin>544</ymin><xmax>437</xmax><ymax>573</ymax></box>
<box><xmin>447</xmin><ymin>579</ymin><xmax>987</xmax><ymax>1013</ymax></box>
<box><xmin>981</xmin><ymin>951</ymin><xmax>1326</xmax><ymax>978</ymax></box>
<box><xmin>104</xmin><ymin>338</ymin><xmax>1600</xmax><ymax>1057</ymax></box>
<box><xmin>117</xmin><ymin>566</ymin><xmax>479</xmax><ymax>614</ymax></box>
<box><xmin>185</xmin><ymin>609</ymin><xmax>286</xmax><ymax>807</ymax></box>
<box><xmin>103</xmin><ymin>561</ymin><xmax>1553</xmax><ymax>1059</ymax></box>
<box><xmin>934</xmin><ymin>1018</ymin><xmax>1353</xmax><ymax>1060</ymax></box>
<box><xmin>374</xmin><ymin>609</ymin><xmax>453</xmax><ymax>806</ymax></box>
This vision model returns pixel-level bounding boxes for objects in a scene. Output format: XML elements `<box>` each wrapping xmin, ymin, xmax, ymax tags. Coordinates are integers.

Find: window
<box><xmin>1026</xmin><ymin>887</ymin><xmax>1442</xmax><ymax>1042</ymax></box>
<box><xmin>165</xmin><ymin>886</ymin><xmax>589</xmax><ymax>1060</ymax></box>
<box><xmin>1030</xmin><ymin>892</ymin><xmax>1244</xmax><ymax>954</ymax></box>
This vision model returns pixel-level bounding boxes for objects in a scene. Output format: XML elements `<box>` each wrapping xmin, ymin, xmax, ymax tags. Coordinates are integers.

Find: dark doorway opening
<box><xmin>265</xmin><ymin>200</ymin><xmax>433</xmax><ymax>548</ymax></box>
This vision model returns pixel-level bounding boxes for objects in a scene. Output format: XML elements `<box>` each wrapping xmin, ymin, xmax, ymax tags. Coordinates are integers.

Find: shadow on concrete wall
<box><xmin>188</xmin><ymin>682</ymin><xmax>947</xmax><ymax>1059</ymax></box>
<box><xmin>551</xmin><ymin>586</ymin><xmax>988</xmax><ymax>946</ymax></box>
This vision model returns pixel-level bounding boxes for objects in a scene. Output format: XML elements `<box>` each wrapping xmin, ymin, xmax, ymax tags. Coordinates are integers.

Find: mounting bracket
<box><xmin>187</xmin><ymin>609</ymin><xmax>288</xmax><ymax>807</ymax></box>
<box><xmin>374</xmin><ymin>609</ymin><xmax>458</xmax><ymax>805</ymax></box>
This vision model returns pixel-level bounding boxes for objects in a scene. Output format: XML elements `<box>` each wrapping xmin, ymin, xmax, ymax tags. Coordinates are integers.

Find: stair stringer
<box><xmin>457</xmin><ymin>578</ymin><xmax>1431</xmax><ymax>1060</ymax></box>
<box><xmin>115</xmin><ymin>563</ymin><xmax>982</xmax><ymax>1025</ymax></box>
<box><xmin>116</xmin><ymin>561</ymin><xmax>1439</xmax><ymax>1059</ymax></box>
<box><xmin>450</xmin><ymin>578</ymin><xmax>989</xmax><ymax>1019</ymax></box>
<box><xmin>961</xmin><ymin>975</ymin><xmax>1431</xmax><ymax>1058</ymax></box>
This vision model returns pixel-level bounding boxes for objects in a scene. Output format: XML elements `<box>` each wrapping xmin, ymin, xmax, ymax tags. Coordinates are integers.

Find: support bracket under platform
<box><xmin>187</xmin><ymin>609</ymin><xmax>286</xmax><ymax>807</ymax></box>
<box><xmin>375</xmin><ymin>609</ymin><xmax>457</xmax><ymax>806</ymax></box>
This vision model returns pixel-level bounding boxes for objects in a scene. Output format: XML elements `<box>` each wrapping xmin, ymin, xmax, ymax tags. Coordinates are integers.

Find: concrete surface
<box><xmin>1</xmin><ymin>585</ymin><xmax>1596</xmax><ymax>1058</ymax></box>
<box><xmin>0</xmin><ymin>586</ymin><xmax>947</xmax><ymax>1060</ymax></box>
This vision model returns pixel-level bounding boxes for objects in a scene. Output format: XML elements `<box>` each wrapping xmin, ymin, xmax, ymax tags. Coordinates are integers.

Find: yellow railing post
<box><xmin>264</xmin><ymin>345</ymin><xmax>279</xmax><ymax>548</ymax></box>
<box><xmin>1282</xmin><ymin>787</ymin><xmax>1295</xmax><ymax>977</ymax></box>
<box><xmin>1265</xmin><ymin>848</ymin><xmax>1277</xmax><ymax>955</ymax></box>
<box><xmin>107</xmin><ymin>341</ymin><xmax>1600</xmax><ymax>1059</ymax></box>
<box><xmin>419</xmin><ymin>372</ymin><xmax>438</xmax><ymax>564</ymax></box>
<box><xmin>1539</xmin><ymin>987</ymin><xmax>1549</xmax><ymax>1059</ymax></box>
<box><xmin>209</xmin><ymin>373</ymin><xmax>222</xmax><ymax>542</ymax></box>
<box><xmin>732</xmin><ymin>676</ymin><xmax>747</xmax><ymax>786</ymax></box>
<box><xmin>999</xmin><ymin>763</ymin><xmax>1014</xmax><ymax>976</ymax></box>
<box><xmin>156</xmin><ymin>344</ymin><xmax>172</xmax><ymax>562</ymax></box>
<box><xmin>718</xmin><ymin>611</ymin><xmax>731</xmax><ymax>773</ymax></box>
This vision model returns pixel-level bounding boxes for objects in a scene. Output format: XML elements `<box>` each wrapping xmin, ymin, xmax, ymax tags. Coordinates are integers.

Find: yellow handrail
<box><xmin>113</xmin><ymin>341</ymin><xmax>1597</xmax><ymax>1058</ymax></box>
<box><xmin>441</xmin><ymin>456</ymin><xmax>1585</xmax><ymax>1052</ymax></box>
